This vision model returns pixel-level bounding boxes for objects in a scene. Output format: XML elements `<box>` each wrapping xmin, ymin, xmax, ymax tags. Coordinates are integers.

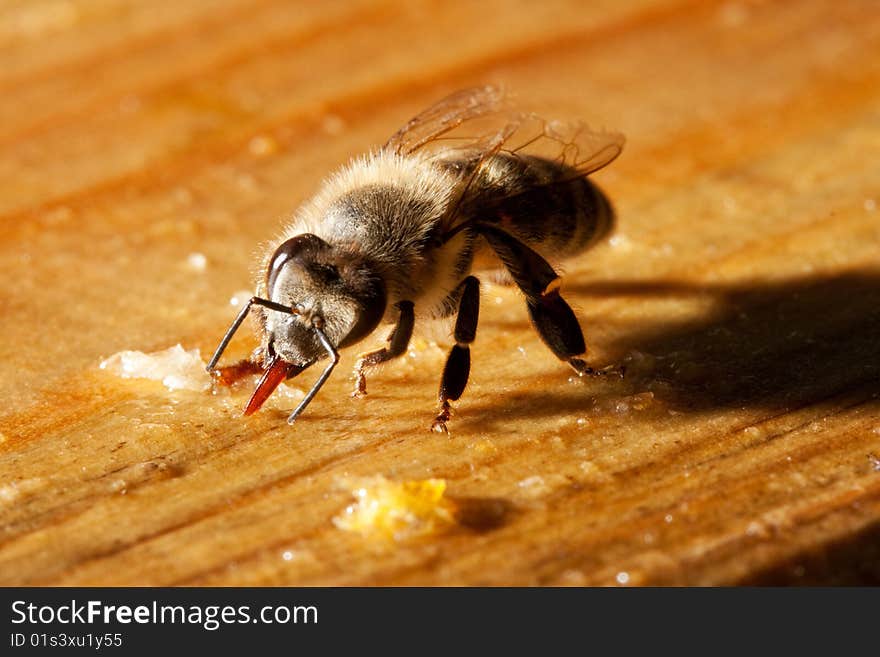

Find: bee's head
<box><xmin>261</xmin><ymin>234</ymin><xmax>386</xmax><ymax>364</ymax></box>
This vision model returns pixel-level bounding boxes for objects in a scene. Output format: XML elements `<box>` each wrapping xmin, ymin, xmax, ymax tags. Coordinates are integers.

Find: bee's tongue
<box><xmin>243</xmin><ymin>356</ymin><xmax>291</xmax><ymax>416</ymax></box>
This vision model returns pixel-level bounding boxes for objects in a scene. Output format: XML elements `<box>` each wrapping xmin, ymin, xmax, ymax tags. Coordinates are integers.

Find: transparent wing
<box><xmin>501</xmin><ymin>114</ymin><xmax>625</xmax><ymax>179</ymax></box>
<box><xmin>383</xmin><ymin>85</ymin><xmax>509</xmax><ymax>156</ymax></box>
<box><xmin>384</xmin><ymin>85</ymin><xmax>624</xmax><ymax>179</ymax></box>
<box><xmin>384</xmin><ymin>86</ymin><xmax>624</xmax><ymax>232</ymax></box>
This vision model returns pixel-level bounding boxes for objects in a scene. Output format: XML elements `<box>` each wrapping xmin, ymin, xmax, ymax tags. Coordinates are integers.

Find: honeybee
<box><xmin>207</xmin><ymin>85</ymin><xmax>624</xmax><ymax>432</ymax></box>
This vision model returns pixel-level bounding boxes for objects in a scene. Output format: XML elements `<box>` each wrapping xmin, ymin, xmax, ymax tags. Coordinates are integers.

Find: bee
<box><xmin>207</xmin><ymin>85</ymin><xmax>624</xmax><ymax>432</ymax></box>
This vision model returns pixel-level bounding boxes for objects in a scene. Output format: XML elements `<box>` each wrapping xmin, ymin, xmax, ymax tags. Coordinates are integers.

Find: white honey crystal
<box><xmin>100</xmin><ymin>344</ymin><xmax>212</xmax><ymax>391</ymax></box>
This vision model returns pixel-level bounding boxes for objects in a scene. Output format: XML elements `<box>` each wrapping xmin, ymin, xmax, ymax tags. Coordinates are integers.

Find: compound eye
<box><xmin>266</xmin><ymin>234</ymin><xmax>330</xmax><ymax>294</ymax></box>
<box><xmin>338</xmin><ymin>276</ymin><xmax>387</xmax><ymax>348</ymax></box>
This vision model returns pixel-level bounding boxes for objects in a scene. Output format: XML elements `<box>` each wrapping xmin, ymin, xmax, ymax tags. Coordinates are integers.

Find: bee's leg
<box><xmin>212</xmin><ymin>358</ymin><xmax>265</xmax><ymax>386</ymax></box>
<box><xmin>478</xmin><ymin>224</ymin><xmax>623</xmax><ymax>378</ymax></box>
<box><xmin>209</xmin><ymin>345</ymin><xmax>270</xmax><ymax>387</ymax></box>
<box><xmin>352</xmin><ymin>300</ymin><xmax>415</xmax><ymax>397</ymax></box>
<box><xmin>432</xmin><ymin>276</ymin><xmax>480</xmax><ymax>433</ymax></box>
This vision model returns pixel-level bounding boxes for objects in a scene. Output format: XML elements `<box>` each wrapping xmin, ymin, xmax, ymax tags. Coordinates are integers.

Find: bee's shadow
<box><xmin>464</xmin><ymin>267</ymin><xmax>880</xmax><ymax>426</ymax></box>
<box><xmin>455</xmin><ymin>268</ymin><xmax>880</xmax><ymax>583</ymax></box>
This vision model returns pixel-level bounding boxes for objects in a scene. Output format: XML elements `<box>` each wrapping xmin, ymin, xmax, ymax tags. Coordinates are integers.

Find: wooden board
<box><xmin>1</xmin><ymin>0</ymin><xmax>879</xmax><ymax>585</ymax></box>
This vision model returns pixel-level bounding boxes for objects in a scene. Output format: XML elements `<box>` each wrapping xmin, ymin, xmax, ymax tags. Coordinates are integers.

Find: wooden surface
<box><xmin>1</xmin><ymin>0</ymin><xmax>879</xmax><ymax>586</ymax></box>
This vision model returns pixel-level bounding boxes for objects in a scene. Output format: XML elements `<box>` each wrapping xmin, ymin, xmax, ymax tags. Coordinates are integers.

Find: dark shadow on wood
<box><xmin>452</xmin><ymin>496</ymin><xmax>516</xmax><ymax>532</ymax></box>
<box><xmin>572</xmin><ymin>269</ymin><xmax>880</xmax><ymax>409</ymax></box>
<box><xmin>738</xmin><ymin>518</ymin><xmax>880</xmax><ymax>585</ymax></box>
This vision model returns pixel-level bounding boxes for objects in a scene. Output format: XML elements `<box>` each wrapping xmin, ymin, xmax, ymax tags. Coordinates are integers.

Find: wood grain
<box><xmin>1</xmin><ymin>0</ymin><xmax>879</xmax><ymax>585</ymax></box>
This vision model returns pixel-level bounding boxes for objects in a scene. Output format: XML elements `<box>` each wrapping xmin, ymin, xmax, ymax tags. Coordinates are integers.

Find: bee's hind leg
<box><xmin>527</xmin><ymin>290</ymin><xmax>624</xmax><ymax>379</ymax></box>
<box><xmin>478</xmin><ymin>223</ymin><xmax>623</xmax><ymax>379</ymax></box>
<box><xmin>352</xmin><ymin>301</ymin><xmax>415</xmax><ymax>397</ymax></box>
<box><xmin>432</xmin><ymin>276</ymin><xmax>480</xmax><ymax>433</ymax></box>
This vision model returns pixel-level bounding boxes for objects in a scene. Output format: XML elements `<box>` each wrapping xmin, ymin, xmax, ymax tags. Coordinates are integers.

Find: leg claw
<box><xmin>570</xmin><ymin>358</ymin><xmax>626</xmax><ymax>379</ymax></box>
<box><xmin>431</xmin><ymin>402</ymin><xmax>452</xmax><ymax>433</ymax></box>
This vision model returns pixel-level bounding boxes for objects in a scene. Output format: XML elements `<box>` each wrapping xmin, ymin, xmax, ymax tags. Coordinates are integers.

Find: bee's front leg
<box><xmin>432</xmin><ymin>276</ymin><xmax>480</xmax><ymax>433</ymax></box>
<box><xmin>352</xmin><ymin>301</ymin><xmax>415</xmax><ymax>397</ymax></box>
<box><xmin>211</xmin><ymin>347</ymin><xmax>267</xmax><ymax>386</ymax></box>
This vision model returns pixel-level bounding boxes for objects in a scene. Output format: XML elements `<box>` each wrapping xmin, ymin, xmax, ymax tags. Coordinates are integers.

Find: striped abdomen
<box><xmin>462</xmin><ymin>153</ymin><xmax>615</xmax><ymax>263</ymax></box>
